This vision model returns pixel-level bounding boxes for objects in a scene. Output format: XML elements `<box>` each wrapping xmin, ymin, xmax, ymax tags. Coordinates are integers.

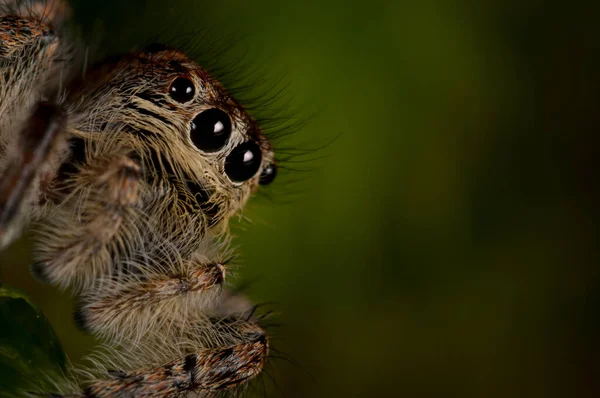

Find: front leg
<box><xmin>0</xmin><ymin>11</ymin><xmax>65</xmax><ymax>144</ymax></box>
<box><xmin>0</xmin><ymin>0</ymin><xmax>71</xmax><ymax>30</ymax></box>
<box><xmin>0</xmin><ymin>101</ymin><xmax>66</xmax><ymax>248</ymax></box>
<box><xmin>84</xmin><ymin>321</ymin><xmax>268</xmax><ymax>397</ymax></box>
<box><xmin>0</xmin><ymin>13</ymin><xmax>56</xmax><ymax>59</ymax></box>
<box><xmin>72</xmin><ymin>294</ymin><xmax>269</xmax><ymax>398</ymax></box>
<box><xmin>74</xmin><ymin>255</ymin><xmax>227</xmax><ymax>343</ymax></box>
<box><xmin>0</xmin><ymin>5</ymin><xmax>71</xmax><ymax>248</ymax></box>
<box><xmin>33</xmin><ymin>154</ymin><xmax>143</xmax><ymax>291</ymax></box>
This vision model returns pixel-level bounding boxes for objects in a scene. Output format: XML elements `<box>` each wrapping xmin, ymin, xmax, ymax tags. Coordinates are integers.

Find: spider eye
<box><xmin>190</xmin><ymin>108</ymin><xmax>232</xmax><ymax>152</ymax></box>
<box><xmin>259</xmin><ymin>163</ymin><xmax>277</xmax><ymax>185</ymax></box>
<box><xmin>225</xmin><ymin>141</ymin><xmax>263</xmax><ymax>183</ymax></box>
<box><xmin>169</xmin><ymin>77</ymin><xmax>195</xmax><ymax>103</ymax></box>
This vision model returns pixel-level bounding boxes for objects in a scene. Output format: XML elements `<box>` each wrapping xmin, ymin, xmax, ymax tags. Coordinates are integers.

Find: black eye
<box><xmin>225</xmin><ymin>141</ymin><xmax>263</xmax><ymax>183</ymax></box>
<box><xmin>190</xmin><ymin>108</ymin><xmax>232</xmax><ymax>152</ymax></box>
<box><xmin>169</xmin><ymin>77</ymin><xmax>195</xmax><ymax>103</ymax></box>
<box><xmin>259</xmin><ymin>163</ymin><xmax>277</xmax><ymax>185</ymax></box>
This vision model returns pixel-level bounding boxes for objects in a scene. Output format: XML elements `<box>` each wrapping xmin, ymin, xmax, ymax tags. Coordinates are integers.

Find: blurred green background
<box><xmin>2</xmin><ymin>0</ymin><xmax>600</xmax><ymax>397</ymax></box>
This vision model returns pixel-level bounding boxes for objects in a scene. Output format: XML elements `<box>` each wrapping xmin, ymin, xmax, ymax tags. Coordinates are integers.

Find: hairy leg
<box><xmin>0</xmin><ymin>6</ymin><xmax>71</xmax><ymax>248</ymax></box>
<box><xmin>0</xmin><ymin>10</ymin><xmax>64</xmax><ymax>126</ymax></box>
<box><xmin>0</xmin><ymin>0</ymin><xmax>71</xmax><ymax>28</ymax></box>
<box><xmin>84</xmin><ymin>331</ymin><xmax>267</xmax><ymax>397</ymax></box>
<box><xmin>0</xmin><ymin>13</ymin><xmax>56</xmax><ymax>58</ymax></box>
<box><xmin>78</xmin><ymin>300</ymin><xmax>269</xmax><ymax>398</ymax></box>
<box><xmin>33</xmin><ymin>155</ymin><xmax>143</xmax><ymax>290</ymax></box>
<box><xmin>75</xmin><ymin>258</ymin><xmax>226</xmax><ymax>343</ymax></box>
<box><xmin>0</xmin><ymin>101</ymin><xmax>66</xmax><ymax>247</ymax></box>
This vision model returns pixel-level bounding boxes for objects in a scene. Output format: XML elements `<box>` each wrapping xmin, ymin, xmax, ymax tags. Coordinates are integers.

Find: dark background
<box><xmin>1</xmin><ymin>1</ymin><xmax>600</xmax><ymax>397</ymax></box>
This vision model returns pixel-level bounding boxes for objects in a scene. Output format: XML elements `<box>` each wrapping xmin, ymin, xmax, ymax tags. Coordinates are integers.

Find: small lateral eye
<box><xmin>225</xmin><ymin>141</ymin><xmax>263</xmax><ymax>183</ymax></box>
<box><xmin>259</xmin><ymin>163</ymin><xmax>277</xmax><ymax>185</ymax></box>
<box><xmin>169</xmin><ymin>77</ymin><xmax>195</xmax><ymax>103</ymax></box>
<box><xmin>190</xmin><ymin>108</ymin><xmax>232</xmax><ymax>152</ymax></box>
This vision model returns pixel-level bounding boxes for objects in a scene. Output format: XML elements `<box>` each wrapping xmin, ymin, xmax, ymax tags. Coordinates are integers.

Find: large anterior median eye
<box><xmin>225</xmin><ymin>141</ymin><xmax>263</xmax><ymax>183</ymax></box>
<box><xmin>190</xmin><ymin>108</ymin><xmax>232</xmax><ymax>152</ymax></box>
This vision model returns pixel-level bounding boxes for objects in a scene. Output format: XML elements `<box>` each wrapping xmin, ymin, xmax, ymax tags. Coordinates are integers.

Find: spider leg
<box><xmin>0</xmin><ymin>12</ymin><xmax>57</xmax><ymax>59</ymax></box>
<box><xmin>32</xmin><ymin>155</ymin><xmax>143</xmax><ymax>290</ymax></box>
<box><xmin>0</xmin><ymin>9</ymin><xmax>70</xmax><ymax>249</ymax></box>
<box><xmin>0</xmin><ymin>0</ymin><xmax>71</xmax><ymax>29</ymax></box>
<box><xmin>0</xmin><ymin>101</ymin><xmax>66</xmax><ymax>248</ymax></box>
<box><xmin>57</xmin><ymin>280</ymin><xmax>268</xmax><ymax>398</ymax></box>
<box><xmin>74</xmin><ymin>259</ymin><xmax>226</xmax><ymax>343</ymax></box>
<box><xmin>84</xmin><ymin>315</ymin><xmax>268</xmax><ymax>397</ymax></box>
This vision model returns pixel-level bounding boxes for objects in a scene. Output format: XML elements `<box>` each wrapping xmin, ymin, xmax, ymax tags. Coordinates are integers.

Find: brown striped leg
<box><xmin>0</xmin><ymin>12</ymin><xmax>57</xmax><ymax>59</ymax></box>
<box><xmin>0</xmin><ymin>101</ymin><xmax>66</xmax><ymax>248</ymax></box>
<box><xmin>84</xmin><ymin>318</ymin><xmax>268</xmax><ymax>398</ymax></box>
<box><xmin>32</xmin><ymin>156</ymin><xmax>142</xmax><ymax>290</ymax></box>
<box><xmin>0</xmin><ymin>0</ymin><xmax>71</xmax><ymax>29</ymax></box>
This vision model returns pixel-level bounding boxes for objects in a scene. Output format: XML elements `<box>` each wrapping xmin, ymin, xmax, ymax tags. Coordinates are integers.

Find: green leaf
<box><xmin>0</xmin><ymin>286</ymin><xmax>67</xmax><ymax>397</ymax></box>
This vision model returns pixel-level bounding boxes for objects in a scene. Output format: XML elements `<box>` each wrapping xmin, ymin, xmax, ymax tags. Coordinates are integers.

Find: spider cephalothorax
<box><xmin>36</xmin><ymin>46</ymin><xmax>278</xmax><ymax>290</ymax></box>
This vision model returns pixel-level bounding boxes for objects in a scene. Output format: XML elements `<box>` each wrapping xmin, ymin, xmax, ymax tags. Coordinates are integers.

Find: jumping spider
<box><xmin>0</xmin><ymin>1</ymin><xmax>280</xmax><ymax>396</ymax></box>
